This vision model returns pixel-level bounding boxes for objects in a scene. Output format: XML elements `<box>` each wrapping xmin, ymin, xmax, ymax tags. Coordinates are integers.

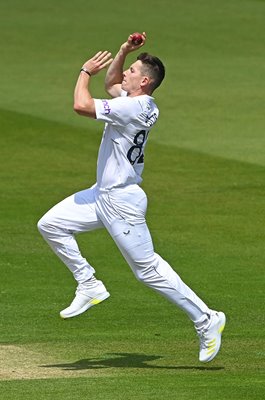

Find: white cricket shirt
<box><xmin>94</xmin><ymin>92</ymin><xmax>159</xmax><ymax>190</ymax></box>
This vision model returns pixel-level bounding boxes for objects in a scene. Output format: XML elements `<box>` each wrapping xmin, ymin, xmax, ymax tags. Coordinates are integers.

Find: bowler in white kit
<box><xmin>38</xmin><ymin>32</ymin><xmax>226</xmax><ymax>363</ymax></box>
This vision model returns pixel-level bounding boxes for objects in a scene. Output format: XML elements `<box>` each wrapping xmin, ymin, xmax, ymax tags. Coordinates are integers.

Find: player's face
<box><xmin>122</xmin><ymin>60</ymin><xmax>147</xmax><ymax>95</ymax></box>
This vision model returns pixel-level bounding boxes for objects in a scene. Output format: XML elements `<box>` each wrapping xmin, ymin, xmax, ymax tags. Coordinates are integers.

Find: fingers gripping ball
<box><xmin>131</xmin><ymin>32</ymin><xmax>143</xmax><ymax>45</ymax></box>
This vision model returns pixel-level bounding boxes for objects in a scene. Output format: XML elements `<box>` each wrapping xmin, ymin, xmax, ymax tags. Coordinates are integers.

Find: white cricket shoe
<box><xmin>60</xmin><ymin>280</ymin><xmax>110</xmax><ymax>319</ymax></box>
<box><xmin>196</xmin><ymin>310</ymin><xmax>226</xmax><ymax>363</ymax></box>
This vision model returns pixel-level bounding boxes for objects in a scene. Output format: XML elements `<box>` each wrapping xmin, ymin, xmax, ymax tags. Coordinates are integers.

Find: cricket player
<box><xmin>38</xmin><ymin>32</ymin><xmax>225</xmax><ymax>363</ymax></box>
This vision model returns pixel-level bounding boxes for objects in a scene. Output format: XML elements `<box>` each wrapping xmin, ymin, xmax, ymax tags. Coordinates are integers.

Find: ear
<box><xmin>140</xmin><ymin>76</ymin><xmax>151</xmax><ymax>88</ymax></box>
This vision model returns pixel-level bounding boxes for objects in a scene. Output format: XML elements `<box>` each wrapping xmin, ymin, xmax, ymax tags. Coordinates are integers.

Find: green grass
<box><xmin>0</xmin><ymin>0</ymin><xmax>265</xmax><ymax>399</ymax></box>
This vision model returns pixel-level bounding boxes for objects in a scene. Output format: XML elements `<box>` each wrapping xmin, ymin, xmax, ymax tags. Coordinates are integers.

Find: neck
<box><xmin>127</xmin><ymin>88</ymin><xmax>152</xmax><ymax>97</ymax></box>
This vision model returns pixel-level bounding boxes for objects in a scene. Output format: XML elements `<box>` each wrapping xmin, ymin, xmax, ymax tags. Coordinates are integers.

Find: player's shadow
<box><xmin>41</xmin><ymin>353</ymin><xmax>224</xmax><ymax>371</ymax></box>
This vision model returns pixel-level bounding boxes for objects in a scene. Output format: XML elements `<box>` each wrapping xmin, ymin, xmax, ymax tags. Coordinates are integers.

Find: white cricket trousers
<box><xmin>37</xmin><ymin>184</ymin><xmax>210</xmax><ymax>323</ymax></box>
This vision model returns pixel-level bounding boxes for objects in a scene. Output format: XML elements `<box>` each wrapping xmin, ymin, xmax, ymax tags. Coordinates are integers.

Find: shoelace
<box><xmin>197</xmin><ymin>331</ymin><xmax>208</xmax><ymax>349</ymax></box>
<box><xmin>195</xmin><ymin>324</ymin><xmax>211</xmax><ymax>350</ymax></box>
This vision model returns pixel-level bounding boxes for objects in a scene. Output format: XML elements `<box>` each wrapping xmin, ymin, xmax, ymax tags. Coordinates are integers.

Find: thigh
<box><xmin>96</xmin><ymin>184</ymin><xmax>147</xmax><ymax>227</ymax></box>
<box><xmin>96</xmin><ymin>185</ymin><xmax>152</xmax><ymax>262</ymax></box>
<box><xmin>41</xmin><ymin>186</ymin><xmax>104</xmax><ymax>233</ymax></box>
<box><xmin>109</xmin><ymin>218</ymin><xmax>155</xmax><ymax>266</ymax></box>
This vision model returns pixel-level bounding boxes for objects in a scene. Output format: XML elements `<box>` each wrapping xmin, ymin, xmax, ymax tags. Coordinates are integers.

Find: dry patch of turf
<box><xmin>0</xmin><ymin>344</ymin><xmax>110</xmax><ymax>381</ymax></box>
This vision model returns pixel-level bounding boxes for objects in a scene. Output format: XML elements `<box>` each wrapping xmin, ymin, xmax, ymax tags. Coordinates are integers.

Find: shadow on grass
<box><xmin>41</xmin><ymin>353</ymin><xmax>224</xmax><ymax>371</ymax></box>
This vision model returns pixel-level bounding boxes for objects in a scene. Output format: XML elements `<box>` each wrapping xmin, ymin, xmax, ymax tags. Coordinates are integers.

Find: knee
<box><xmin>37</xmin><ymin>216</ymin><xmax>46</xmax><ymax>236</ymax></box>
<box><xmin>133</xmin><ymin>268</ymin><xmax>144</xmax><ymax>283</ymax></box>
<box><xmin>131</xmin><ymin>260</ymin><xmax>156</xmax><ymax>284</ymax></box>
<box><xmin>37</xmin><ymin>215</ymin><xmax>54</xmax><ymax>237</ymax></box>
<box><xmin>129</xmin><ymin>254</ymin><xmax>166</xmax><ymax>285</ymax></box>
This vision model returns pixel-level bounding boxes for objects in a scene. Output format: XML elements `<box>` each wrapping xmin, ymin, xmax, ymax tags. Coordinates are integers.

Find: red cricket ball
<box><xmin>131</xmin><ymin>33</ymin><xmax>143</xmax><ymax>45</ymax></box>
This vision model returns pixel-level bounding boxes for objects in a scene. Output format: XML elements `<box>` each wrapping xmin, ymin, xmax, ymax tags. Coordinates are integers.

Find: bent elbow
<box><xmin>104</xmin><ymin>82</ymin><xmax>111</xmax><ymax>95</ymax></box>
<box><xmin>73</xmin><ymin>102</ymin><xmax>83</xmax><ymax>114</ymax></box>
<box><xmin>73</xmin><ymin>102</ymin><xmax>89</xmax><ymax>117</ymax></box>
<box><xmin>73</xmin><ymin>101</ymin><xmax>96</xmax><ymax>119</ymax></box>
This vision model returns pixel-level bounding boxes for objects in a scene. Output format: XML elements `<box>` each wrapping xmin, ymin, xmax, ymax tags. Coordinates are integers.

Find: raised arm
<box><xmin>105</xmin><ymin>32</ymin><xmax>146</xmax><ymax>98</ymax></box>
<box><xmin>74</xmin><ymin>51</ymin><xmax>113</xmax><ymax>118</ymax></box>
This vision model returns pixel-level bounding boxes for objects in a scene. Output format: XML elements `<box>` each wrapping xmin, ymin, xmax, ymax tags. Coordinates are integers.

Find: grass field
<box><xmin>0</xmin><ymin>0</ymin><xmax>265</xmax><ymax>399</ymax></box>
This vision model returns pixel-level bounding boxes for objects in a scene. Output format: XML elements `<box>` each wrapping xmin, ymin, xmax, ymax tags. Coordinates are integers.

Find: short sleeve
<box><xmin>94</xmin><ymin>97</ymin><xmax>140</xmax><ymax>126</ymax></box>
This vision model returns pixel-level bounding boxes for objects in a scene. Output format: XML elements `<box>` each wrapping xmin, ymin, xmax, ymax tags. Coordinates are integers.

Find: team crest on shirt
<box><xmin>102</xmin><ymin>99</ymin><xmax>111</xmax><ymax>115</ymax></box>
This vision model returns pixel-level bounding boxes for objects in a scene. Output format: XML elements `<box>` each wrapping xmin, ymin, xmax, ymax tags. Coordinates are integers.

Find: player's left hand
<box><xmin>82</xmin><ymin>51</ymin><xmax>113</xmax><ymax>76</ymax></box>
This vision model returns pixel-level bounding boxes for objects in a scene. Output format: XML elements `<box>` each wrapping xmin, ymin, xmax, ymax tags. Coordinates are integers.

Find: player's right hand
<box><xmin>121</xmin><ymin>32</ymin><xmax>146</xmax><ymax>53</ymax></box>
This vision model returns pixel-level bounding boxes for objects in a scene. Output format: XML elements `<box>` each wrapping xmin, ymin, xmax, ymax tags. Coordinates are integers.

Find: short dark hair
<box><xmin>137</xmin><ymin>52</ymin><xmax>165</xmax><ymax>92</ymax></box>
